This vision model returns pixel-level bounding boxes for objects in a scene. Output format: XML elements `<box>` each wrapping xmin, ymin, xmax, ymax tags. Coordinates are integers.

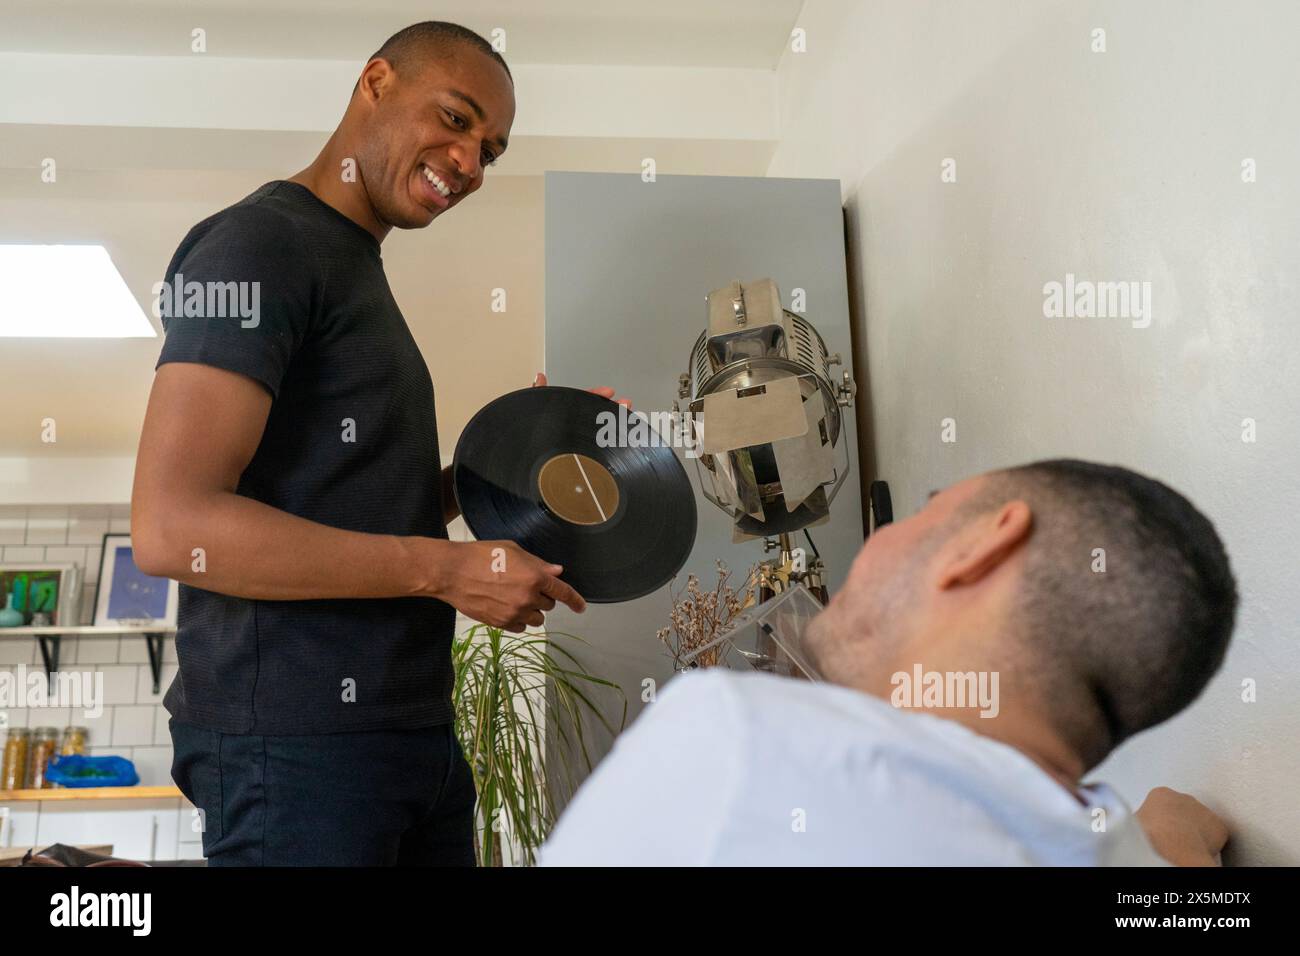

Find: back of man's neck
<box><xmin>840</xmin><ymin>658</ymin><xmax>1090</xmax><ymax>805</ymax></box>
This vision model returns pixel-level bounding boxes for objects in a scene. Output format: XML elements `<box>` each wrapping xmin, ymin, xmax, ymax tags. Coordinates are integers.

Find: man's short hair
<box><xmin>962</xmin><ymin>460</ymin><xmax>1237</xmax><ymax>767</ymax></box>
<box><xmin>360</xmin><ymin>21</ymin><xmax>512</xmax><ymax>88</ymax></box>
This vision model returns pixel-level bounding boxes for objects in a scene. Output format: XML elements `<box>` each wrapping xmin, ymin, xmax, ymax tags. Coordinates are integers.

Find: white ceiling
<box><xmin>0</xmin><ymin>0</ymin><xmax>804</xmax><ymax>67</ymax></box>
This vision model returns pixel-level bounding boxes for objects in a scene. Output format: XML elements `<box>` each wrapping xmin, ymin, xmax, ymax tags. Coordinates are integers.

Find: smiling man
<box><xmin>131</xmin><ymin>23</ymin><xmax>591</xmax><ymax>866</ymax></box>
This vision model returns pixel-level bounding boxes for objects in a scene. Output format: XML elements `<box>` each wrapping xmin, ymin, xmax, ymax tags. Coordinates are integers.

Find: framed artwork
<box><xmin>92</xmin><ymin>534</ymin><xmax>178</xmax><ymax>628</ymax></box>
<box><xmin>0</xmin><ymin>563</ymin><xmax>82</xmax><ymax>627</ymax></box>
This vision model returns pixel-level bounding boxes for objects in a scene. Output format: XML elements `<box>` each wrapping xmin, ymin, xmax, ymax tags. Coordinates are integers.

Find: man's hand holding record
<box><xmin>436</xmin><ymin>538</ymin><xmax>586</xmax><ymax>633</ymax></box>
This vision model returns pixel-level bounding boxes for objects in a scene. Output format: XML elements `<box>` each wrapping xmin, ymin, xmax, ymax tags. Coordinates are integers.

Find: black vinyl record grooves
<box><xmin>452</xmin><ymin>386</ymin><xmax>698</xmax><ymax>603</ymax></box>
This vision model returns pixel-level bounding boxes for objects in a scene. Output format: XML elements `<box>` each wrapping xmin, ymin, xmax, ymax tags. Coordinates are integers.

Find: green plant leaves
<box><xmin>451</xmin><ymin>624</ymin><xmax>626</xmax><ymax>867</ymax></box>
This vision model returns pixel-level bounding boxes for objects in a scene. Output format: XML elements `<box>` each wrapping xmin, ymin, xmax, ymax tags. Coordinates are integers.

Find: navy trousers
<box><xmin>170</xmin><ymin>718</ymin><xmax>477</xmax><ymax>866</ymax></box>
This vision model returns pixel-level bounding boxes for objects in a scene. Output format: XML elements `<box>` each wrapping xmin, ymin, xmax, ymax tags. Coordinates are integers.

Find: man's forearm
<box><xmin>134</xmin><ymin>491</ymin><xmax>452</xmax><ymax>601</ymax></box>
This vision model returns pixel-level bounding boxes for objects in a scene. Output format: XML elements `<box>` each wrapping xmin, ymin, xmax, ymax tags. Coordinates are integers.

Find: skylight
<box><xmin>0</xmin><ymin>244</ymin><xmax>156</xmax><ymax>338</ymax></box>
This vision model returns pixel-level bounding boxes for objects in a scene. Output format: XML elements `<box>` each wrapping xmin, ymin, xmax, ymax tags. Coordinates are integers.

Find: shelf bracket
<box><xmin>35</xmin><ymin>635</ymin><xmax>61</xmax><ymax>693</ymax></box>
<box><xmin>144</xmin><ymin>632</ymin><xmax>165</xmax><ymax>695</ymax></box>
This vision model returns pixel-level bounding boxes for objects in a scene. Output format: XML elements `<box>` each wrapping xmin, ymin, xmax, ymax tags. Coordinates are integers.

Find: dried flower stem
<box><xmin>656</xmin><ymin>561</ymin><xmax>760</xmax><ymax>669</ymax></box>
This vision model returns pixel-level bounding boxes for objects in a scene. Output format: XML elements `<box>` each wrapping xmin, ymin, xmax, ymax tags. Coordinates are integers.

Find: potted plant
<box><xmin>451</xmin><ymin>624</ymin><xmax>625</xmax><ymax>866</ymax></box>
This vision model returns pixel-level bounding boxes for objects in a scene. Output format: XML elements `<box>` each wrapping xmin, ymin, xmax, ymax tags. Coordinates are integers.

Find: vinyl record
<box><xmin>452</xmin><ymin>386</ymin><xmax>698</xmax><ymax>603</ymax></box>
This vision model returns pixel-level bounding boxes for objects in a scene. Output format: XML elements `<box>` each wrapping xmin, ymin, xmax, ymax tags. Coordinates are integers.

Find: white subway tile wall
<box><xmin>2</xmin><ymin>505</ymin><xmax>477</xmax><ymax>790</ymax></box>
<box><xmin>0</xmin><ymin>504</ymin><xmax>179</xmax><ymax>786</ymax></box>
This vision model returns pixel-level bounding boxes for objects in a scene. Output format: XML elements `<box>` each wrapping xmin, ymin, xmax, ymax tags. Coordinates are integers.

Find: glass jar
<box><xmin>59</xmin><ymin>726</ymin><xmax>88</xmax><ymax>756</ymax></box>
<box><xmin>2</xmin><ymin>728</ymin><xmax>31</xmax><ymax>790</ymax></box>
<box><xmin>28</xmin><ymin>727</ymin><xmax>60</xmax><ymax>789</ymax></box>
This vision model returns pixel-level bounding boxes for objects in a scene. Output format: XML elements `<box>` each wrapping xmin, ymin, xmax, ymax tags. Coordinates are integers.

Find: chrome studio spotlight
<box><xmin>678</xmin><ymin>278</ymin><xmax>856</xmax><ymax>544</ymax></box>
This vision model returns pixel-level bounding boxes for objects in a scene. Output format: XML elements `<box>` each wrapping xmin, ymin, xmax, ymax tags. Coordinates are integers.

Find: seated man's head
<box><xmin>804</xmin><ymin>459</ymin><xmax>1238</xmax><ymax>772</ymax></box>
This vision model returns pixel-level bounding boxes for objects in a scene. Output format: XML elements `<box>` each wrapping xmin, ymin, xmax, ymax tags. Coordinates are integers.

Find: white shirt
<box><xmin>540</xmin><ymin>669</ymin><xmax>1168</xmax><ymax>866</ymax></box>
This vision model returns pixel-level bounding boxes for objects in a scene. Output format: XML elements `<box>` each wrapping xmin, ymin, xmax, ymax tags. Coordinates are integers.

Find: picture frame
<box><xmin>0</xmin><ymin>563</ymin><xmax>82</xmax><ymax>628</ymax></box>
<box><xmin>92</xmin><ymin>533</ymin><xmax>178</xmax><ymax>628</ymax></box>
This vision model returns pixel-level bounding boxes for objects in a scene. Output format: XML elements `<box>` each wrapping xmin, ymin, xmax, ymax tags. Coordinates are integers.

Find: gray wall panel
<box><xmin>542</xmin><ymin>171</ymin><xmax>863</xmax><ymax>808</ymax></box>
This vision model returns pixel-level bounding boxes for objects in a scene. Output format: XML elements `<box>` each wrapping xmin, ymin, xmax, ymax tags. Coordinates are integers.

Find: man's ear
<box><xmin>935</xmin><ymin>500</ymin><xmax>1033</xmax><ymax>590</ymax></box>
<box><xmin>356</xmin><ymin>58</ymin><xmax>395</xmax><ymax>105</ymax></box>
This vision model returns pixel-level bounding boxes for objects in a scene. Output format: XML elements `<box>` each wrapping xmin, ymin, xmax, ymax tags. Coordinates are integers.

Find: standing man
<box><xmin>132</xmin><ymin>22</ymin><xmax>606</xmax><ymax>865</ymax></box>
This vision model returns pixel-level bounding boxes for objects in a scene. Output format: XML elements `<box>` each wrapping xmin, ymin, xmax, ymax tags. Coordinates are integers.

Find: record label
<box><xmin>537</xmin><ymin>453</ymin><xmax>620</xmax><ymax>526</ymax></box>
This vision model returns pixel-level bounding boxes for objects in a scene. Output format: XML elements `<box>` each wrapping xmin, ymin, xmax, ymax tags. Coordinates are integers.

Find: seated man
<box><xmin>540</xmin><ymin>459</ymin><xmax>1235</xmax><ymax>866</ymax></box>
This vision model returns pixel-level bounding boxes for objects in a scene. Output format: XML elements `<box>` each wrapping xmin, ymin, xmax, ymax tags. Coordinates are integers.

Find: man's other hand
<box><xmin>532</xmin><ymin>371</ymin><xmax>632</xmax><ymax>409</ymax></box>
<box><xmin>1135</xmin><ymin>786</ymin><xmax>1229</xmax><ymax>866</ymax></box>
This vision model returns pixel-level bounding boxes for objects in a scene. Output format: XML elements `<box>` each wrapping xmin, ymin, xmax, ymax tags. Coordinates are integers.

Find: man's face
<box><xmin>805</xmin><ymin>475</ymin><xmax>989</xmax><ymax>683</ymax></box>
<box><xmin>356</xmin><ymin>47</ymin><xmax>515</xmax><ymax>230</ymax></box>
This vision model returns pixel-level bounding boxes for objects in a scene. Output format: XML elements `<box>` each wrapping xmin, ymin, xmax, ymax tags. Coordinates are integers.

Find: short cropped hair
<box><xmin>361</xmin><ymin>21</ymin><xmax>511</xmax><ymax>87</ymax></box>
<box><xmin>962</xmin><ymin>460</ymin><xmax>1237</xmax><ymax>767</ymax></box>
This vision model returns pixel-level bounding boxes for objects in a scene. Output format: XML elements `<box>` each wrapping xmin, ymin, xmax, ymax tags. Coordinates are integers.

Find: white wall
<box><xmin>769</xmin><ymin>0</ymin><xmax>1300</xmax><ymax>864</ymax></box>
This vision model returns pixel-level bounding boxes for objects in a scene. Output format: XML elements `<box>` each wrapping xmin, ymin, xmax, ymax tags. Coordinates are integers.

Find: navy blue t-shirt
<box><xmin>155</xmin><ymin>180</ymin><xmax>455</xmax><ymax>734</ymax></box>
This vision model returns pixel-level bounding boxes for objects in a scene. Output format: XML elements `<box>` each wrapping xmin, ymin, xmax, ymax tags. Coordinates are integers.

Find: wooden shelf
<box><xmin>0</xmin><ymin>785</ymin><xmax>182</xmax><ymax>802</ymax></box>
